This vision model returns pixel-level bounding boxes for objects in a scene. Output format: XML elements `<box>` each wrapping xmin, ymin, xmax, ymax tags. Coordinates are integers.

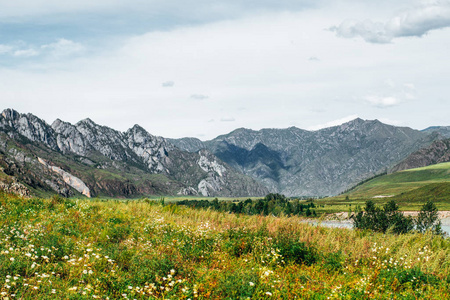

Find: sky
<box><xmin>0</xmin><ymin>0</ymin><xmax>449</xmax><ymax>140</ymax></box>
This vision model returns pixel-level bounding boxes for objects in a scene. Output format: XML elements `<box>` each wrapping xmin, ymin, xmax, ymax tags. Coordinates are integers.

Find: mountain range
<box><xmin>0</xmin><ymin>108</ymin><xmax>448</xmax><ymax>198</ymax></box>
<box><xmin>0</xmin><ymin>109</ymin><xmax>268</xmax><ymax>198</ymax></box>
<box><xmin>169</xmin><ymin>119</ymin><xmax>443</xmax><ymax>196</ymax></box>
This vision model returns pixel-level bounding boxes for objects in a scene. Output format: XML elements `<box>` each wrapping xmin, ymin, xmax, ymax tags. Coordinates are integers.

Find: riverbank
<box><xmin>327</xmin><ymin>211</ymin><xmax>450</xmax><ymax>223</ymax></box>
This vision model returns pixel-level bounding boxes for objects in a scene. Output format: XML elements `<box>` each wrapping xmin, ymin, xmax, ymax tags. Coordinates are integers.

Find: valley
<box><xmin>1</xmin><ymin>109</ymin><xmax>450</xmax><ymax>299</ymax></box>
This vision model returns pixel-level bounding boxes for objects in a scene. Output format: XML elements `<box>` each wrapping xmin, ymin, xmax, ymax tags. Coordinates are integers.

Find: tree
<box><xmin>416</xmin><ymin>200</ymin><xmax>442</xmax><ymax>235</ymax></box>
<box><xmin>352</xmin><ymin>200</ymin><xmax>414</xmax><ymax>234</ymax></box>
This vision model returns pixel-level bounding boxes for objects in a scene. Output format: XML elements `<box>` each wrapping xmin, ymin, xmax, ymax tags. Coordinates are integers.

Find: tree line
<box><xmin>176</xmin><ymin>193</ymin><xmax>317</xmax><ymax>217</ymax></box>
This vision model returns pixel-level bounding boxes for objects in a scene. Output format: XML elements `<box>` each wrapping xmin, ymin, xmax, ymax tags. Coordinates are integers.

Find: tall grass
<box><xmin>1</xmin><ymin>192</ymin><xmax>450</xmax><ymax>299</ymax></box>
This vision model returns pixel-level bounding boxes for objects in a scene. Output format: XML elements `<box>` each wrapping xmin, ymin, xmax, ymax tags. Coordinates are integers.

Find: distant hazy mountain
<box><xmin>391</xmin><ymin>138</ymin><xmax>450</xmax><ymax>173</ymax></box>
<box><xmin>170</xmin><ymin>119</ymin><xmax>440</xmax><ymax>196</ymax></box>
<box><xmin>422</xmin><ymin>126</ymin><xmax>450</xmax><ymax>138</ymax></box>
<box><xmin>0</xmin><ymin>109</ymin><xmax>268</xmax><ymax>198</ymax></box>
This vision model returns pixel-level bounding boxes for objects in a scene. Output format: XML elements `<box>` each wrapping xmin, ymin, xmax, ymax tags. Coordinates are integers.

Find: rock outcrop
<box><xmin>0</xmin><ymin>177</ymin><xmax>30</xmax><ymax>197</ymax></box>
<box><xmin>37</xmin><ymin>157</ymin><xmax>91</xmax><ymax>197</ymax></box>
<box><xmin>391</xmin><ymin>138</ymin><xmax>450</xmax><ymax>172</ymax></box>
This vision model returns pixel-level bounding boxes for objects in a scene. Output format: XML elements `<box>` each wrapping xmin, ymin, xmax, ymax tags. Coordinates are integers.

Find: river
<box><xmin>307</xmin><ymin>219</ymin><xmax>450</xmax><ymax>236</ymax></box>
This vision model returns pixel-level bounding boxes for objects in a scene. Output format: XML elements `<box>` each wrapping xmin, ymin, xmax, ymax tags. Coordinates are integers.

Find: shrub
<box><xmin>274</xmin><ymin>228</ymin><xmax>318</xmax><ymax>265</ymax></box>
<box><xmin>416</xmin><ymin>200</ymin><xmax>442</xmax><ymax>235</ymax></box>
<box><xmin>352</xmin><ymin>200</ymin><xmax>414</xmax><ymax>234</ymax></box>
<box><xmin>378</xmin><ymin>266</ymin><xmax>439</xmax><ymax>290</ymax></box>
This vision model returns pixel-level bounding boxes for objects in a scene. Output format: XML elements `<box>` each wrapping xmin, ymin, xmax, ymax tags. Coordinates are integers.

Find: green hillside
<box><xmin>344</xmin><ymin>162</ymin><xmax>450</xmax><ymax>198</ymax></box>
<box><xmin>392</xmin><ymin>182</ymin><xmax>450</xmax><ymax>202</ymax></box>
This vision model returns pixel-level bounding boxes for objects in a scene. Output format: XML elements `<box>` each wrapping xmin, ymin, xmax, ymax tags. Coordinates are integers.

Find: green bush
<box><xmin>352</xmin><ymin>200</ymin><xmax>414</xmax><ymax>234</ymax></box>
<box><xmin>274</xmin><ymin>229</ymin><xmax>318</xmax><ymax>265</ymax></box>
<box><xmin>378</xmin><ymin>266</ymin><xmax>439</xmax><ymax>289</ymax></box>
<box><xmin>416</xmin><ymin>200</ymin><xmax>442</xmax><ymax>235</ymax></box>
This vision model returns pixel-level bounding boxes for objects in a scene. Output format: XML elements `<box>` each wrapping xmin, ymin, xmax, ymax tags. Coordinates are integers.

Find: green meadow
<box><xmin>342</xmin><ymin>162</ymin><xmax>450</xmax><ymax>198</ymax></box>
<box><xmin>1</xmin><ymin>193</ymin><xmax>450</xmax><ymax>299</ymax></box>
<box><xmin>316</xmin><ymin>162</ymin><xmax>450</xmax><ymax>213</ymax></box>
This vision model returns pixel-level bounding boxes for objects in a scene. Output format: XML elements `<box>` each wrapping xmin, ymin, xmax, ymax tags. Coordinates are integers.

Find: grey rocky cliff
<box><xmin>167</xmin><ymin>137</ymin><xmax>205</xmax><ymax>153</ymax></box>
<box><xmin>0</xmin><ymin>109</ymin><xmax>58</xmax><ymax>150</ymax></box>
<box><xmin>0</xmin><ymin>134</ymin><xmax>79</xmax><ymax>198</ymax></box>
<box><xmin>73</xmin><ymin>118</ymin><xmax>138</xmax><ymax>162</ymax></box>
<box><xmin>37</xmin><ymin>157</ymin><xmax>91</xmax><ymax>197</ymax></box>
<box><xmin>52</xmin><ymin>119</ymin><xmax>92</xmax><ymax>156</ymax></box>
<box><xmin>124</xmin><ymin>125</ymin><xmax>174</xmax><ymax>174</ymax></box>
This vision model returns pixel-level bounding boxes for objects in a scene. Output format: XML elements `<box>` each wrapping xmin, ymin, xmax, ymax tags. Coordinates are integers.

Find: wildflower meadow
<box><xmin>1</xmin><ymin>193</ymin><xmax>450</xmax><ymax>299</ymax></box>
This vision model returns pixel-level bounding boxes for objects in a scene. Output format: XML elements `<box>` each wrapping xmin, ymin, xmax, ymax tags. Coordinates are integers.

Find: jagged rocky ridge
<box><xmin>0</xmin><ymin>109</ymin><xmax>268</xmax><ymax>197</ymax></box>
<box><xmin>391</xmin><ymin>138</ymin><xmax>450</xmax><ymax>173</ymax></box>
<box><xmin>169</xmin><ymin>119</ymin><xmax>441</xmax><ymax>196</ymax></box>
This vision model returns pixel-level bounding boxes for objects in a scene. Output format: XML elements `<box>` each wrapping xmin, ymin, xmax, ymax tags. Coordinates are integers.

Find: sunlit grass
<box><xmin>341</xmin><ymin>162</ymin><xmax>450</xmax><ymax>198</ymax></box>
<box><xmin>1</xmin><ymin>192</ymin><xmax>450</xmax><ymax>299</ymax></box>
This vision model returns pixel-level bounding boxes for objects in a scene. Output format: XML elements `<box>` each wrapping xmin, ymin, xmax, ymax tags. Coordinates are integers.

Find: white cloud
<box><xmin>162</xmin><ymin>81</ymin><xmax>174</xmax><ymax>87</ymax></box>
<box><xmin>41</xmin><ymin>39</ymin><xmax>85</xmax><ymax>57</ymax></box>
<box><xmin>307</xmin><ymin>115</ymin><xmax>359</xmax><ymax>131</ymax></box>
<box><xmin>0</xmin><ymin>45</ymin><xmax>13</xmax><ymax>55</ymax></box>
<box><xmin>363</xmin><ymin>79</ymin><xmax>417</xmax><ymax>108</ymax></box>
<box><xmin>0</xmin><ymin>4</ymin><xmax>449</xmax><ymax>138</ymax></box>
<box><xmin>365</xmin><ymin>96</ymin><xmax>401</xmax><ymax>107</ymax></box>
<box><xmin>331</xmin><ymin>1</ymin><xmax>450</xmax><ymax>43</ymax></box>
<box><xmin>13</xmin><ymin>48</ymin><xmax>39</xmax><ymax>57</ymax></box>
<box><xmin>1</xmin><ymin>39</ymin><xmax>83</xmax><ymax>59</ymax></box>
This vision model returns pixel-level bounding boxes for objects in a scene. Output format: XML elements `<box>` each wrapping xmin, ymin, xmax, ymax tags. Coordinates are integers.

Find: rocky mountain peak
<box><xmin>76</xmin><ymin>118</ymin><xmax>97</xmax><ymax>127</ymax></box>
<box><xmin>51</xmin><ymin>119</ymin><xmax>92</xmax><ymax>156</ymax></box>
<box><xmin>124</xmin><ymin>124</ymin><xmax>174</xmax><ymax>173</ymax></box>
<box><xmin>1</xmin><ymin>108</ymin><xmax>20</xmax><ymax>121</ymax></box>
<box><xmin>330</xmin><ymin>118</ymin><xmax>370</xmax><ymax>132</ymax></box>
<box><xmin>0</xmin><ymin>108</ymin><xmax>58</xmax><ymax>150</ymax></box>
<box><xmin>51</xmin><ymin>118</ymin><xmax>74</xmax><ymax>132</ymax></box>
<box><xmin>129</xmin><ymin>124</ymin><xmax>146</xmax><ymax>132</ymax></box>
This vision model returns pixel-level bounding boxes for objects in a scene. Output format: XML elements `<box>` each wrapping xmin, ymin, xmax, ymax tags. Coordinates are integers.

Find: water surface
<box><xmin>308</xmin><ymin>219</ymin><xmax>450</xmax><ymax>236</ymax></box>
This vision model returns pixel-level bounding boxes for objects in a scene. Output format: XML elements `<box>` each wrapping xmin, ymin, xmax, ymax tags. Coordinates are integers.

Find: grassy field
<box><xmin>342</xmin><ymin>162</ymin><xmax>450</xmax><ymax>198</ymax></box>
<box><xmin>314</xmin><ymin>162</ymin><xmax>450</xmax><ymax>214</ymax></box>
<box><xmin>1</xmin><ymin>193</ymin><xmax>450</xmax><ymax>299</ymax></box>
